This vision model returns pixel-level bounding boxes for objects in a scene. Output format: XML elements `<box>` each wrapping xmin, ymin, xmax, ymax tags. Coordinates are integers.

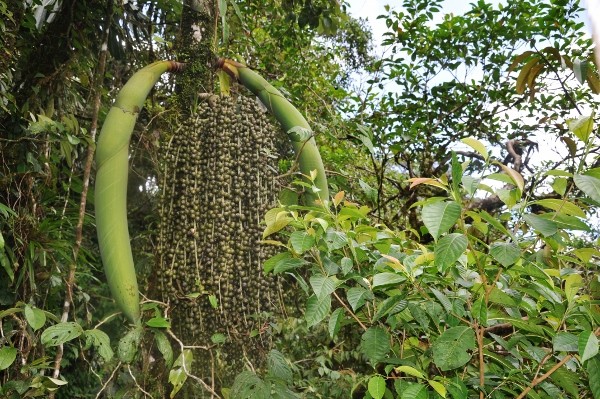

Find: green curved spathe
<box><xmin>95</xmin><ymin>61</ymin><xmax>184</xmax><ymax>324</ymax></box>
<box><xmin>218</xmin><ymin>59</ymin><xmax>329</xmax><ymax>205</ymax></box>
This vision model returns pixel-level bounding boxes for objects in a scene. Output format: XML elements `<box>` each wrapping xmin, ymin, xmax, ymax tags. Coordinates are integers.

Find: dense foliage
<box><xmin>0</xmin><ymin>0</ymin><xmax>598</xmax><ymax>398</ymax></box>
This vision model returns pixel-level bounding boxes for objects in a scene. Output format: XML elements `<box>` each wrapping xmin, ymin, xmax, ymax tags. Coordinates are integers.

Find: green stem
<box><xmin>218</xmin><ymin>59</ymin><xmax>329</xmax><ymax>205</ymax></box>
<box><xmin>95</xmin><ymin>61</ymin><xmax>185</xmax><ymax>324</ymax></box>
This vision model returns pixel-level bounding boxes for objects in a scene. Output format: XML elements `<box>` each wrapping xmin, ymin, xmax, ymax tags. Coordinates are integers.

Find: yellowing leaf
<box><xmin>460</xmin><ymin>138</ymin><xmax>488</xmax><ymax>160</ymax></box>
<box><xmin>495</xmin><ymin>162</ymin><xmax>524</xmax><ymax>193</ymax></box>
<box><xmin>394</xmin><ymin>365</ymin><xmax>425</xmax><ymax>379</ymax></box>
<box><xmin>407</xmin><ymin>177</ymin><xmax>448</xmax><ymax>190</ymax></box>
<box><xmin>428</xmin><ymin>379</ymin><xmax>447</xmax><ymax>398</ymax></box>
<box><xmin>332</xmin><ymin>191</ymin><xmax>345</xmax><ymax>207</ymax></box>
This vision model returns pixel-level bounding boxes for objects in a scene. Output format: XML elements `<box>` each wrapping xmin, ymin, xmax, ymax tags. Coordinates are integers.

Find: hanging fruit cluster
<box><xmin>156</xmin><ymin>94</ymin><xmax>285</xmax><ymax>373</ymax></box>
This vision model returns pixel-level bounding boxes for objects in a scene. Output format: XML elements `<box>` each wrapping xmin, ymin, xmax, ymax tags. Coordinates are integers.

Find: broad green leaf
<box><xmin>567</xmin><ymin>115</ymin><xmax>594</xmax><ymax>143</ymax></box>
<box><xmin>374</xmin><ymin>295</ymin><xmax>408</xmax><ymax>321</ymax></box>
<box><xmin>461</xmin><ymin>137</ymin><xmax>488</xmax><ymax>160</ymax></box>
<box><xmin>471</xmin><ymin>296</ymin><xmax>487</xmax><ymax>325</ymax></box>
<box><xmin>574</xmin><ymin>174</ymin><xmax>600</xmax><ymax>203</ymax></box>
<box><xmin>84</xmin><ymin>329</ymin><xmax>113</xmax><ymax>362</ymax></box>
<box><xmin>324</xmin><ymin>229</ymin><xmax>347</xmax><ymax>250</ymax></box>
<box><xmin>429</xmin><ymin>287</ymin><xmax>452</xmax><ymax>314</ymax></box>
<box><xmin>289</xmin><ymin>231</ymin><xmax>315</xmax><ymax>254</ymax></box>
<box><xmin>552</xmin><ymin>177</ymin><xmax>568</xmax><ymax>196</ymax></box>
<box><xmin>41</xmin><ymin>322</ymin><xmax>83</xmax><ymax>347</ymax></box>
<box><xmin>435</xmin><ymin>233</ymin><xmax>467</xmax><ymax>272</ymax></box>
<box><xmin>400</xmin><ymin>383</ymin><xmax>428</xmax><ymax>399</ymax></box>
<box><xmin>208</xmin><ymin>294</ymin><xmax>218</xmax><ymax>309</ymax></box>
<box><xmin>231</xmin><ymin>371</ymin><xmax>270</xmax><ymax>398</ymax></box>
<box><xmin>347</xmin><ymin>286</ymin><xmax>371</xmax><ymax>311</ymax></box>
<box><xmin>263</xmin><ymin>214</ymin><xmax>293</xmax><ymax>238</ymax></box>
<box><xmin>573</xmin><ymin>248</ymin><xmax>600</xmax><ymax>263</ymax></box>
<box><xmin>538</xmin><ymin>213</ymin><xmax>590</xmax><ymax>231</ymax></box>
<box><xmin>462</xmin><ymin>176</ymin><xmax>480</xmax><ymax>196</ymax></box>
<box><xmin>305</xmin><ymin>294</ymin><xmax>331</xmax><ymax>327</ymax></box>
<box><xmin>310</xmin><ymin>275</ymin><xmax>337</xmax><ymax>299</ymax></box>
<box><xmin>489</xmin><ymin>241</ymin><xmax>521</xmax><ymax>267</ymax></box>
<box><xmin>361</xmin><ymin>327</ymin><xmax>391</xmax><ymax>365</ymax></box>
<box><xmin>154</xmin><ymin>330</ymin><xmax>174</xmax><ymax>368</ymax></box>
<box><xmin>273</xmin><ymin>257</ymin><xmax>307</xmax><ymax>274</ymax></box>
<box><xmin>477</xmin><ymin>210</ymin><xmax>513</xmax><ymax>239</ymax></box>
<box><xmin>531</xmin><ymin>199</ymin><xmax>586</xmax><ymax>217</ymax></box>
<box><xmin>523</xmin><ymin>213</ymin><xmax>557</xmax><ymax>236</ymax></box>
<box><xmin>432</xmin><ymin>326</ymin><xmax>476</xmax><ymax>371</ymax></box>
<box><xmin>553</xmin><ymin>332</ymin><xmax>578</xmax><ymax>352</ymax></box>
<box><xmin>267</xmin><ymin>349</ymin><xmax>292</xmax><ymax>381</ymax></box>
<box><xmin>587</xmin><ymin>354</ymin><xmax>600</xmax><ymax>398</ymax></box>
<box><xmin>394</xmin><ymin>365</ymin><xmax>425</xmax><ymax>379</ymax></box>
<box><xmin>24</xmin><ymin>305</ymin><xmax>46</xmax><ymax>331</ymax></box>
<box><xmin>565</xmin><ymin>274</ymin><xmax>583</xmax><ymax>304</ymax></box>
<box><xmin>328</xmin><ymin>308</ymin><xmax>344</xmax><ymax>339</ymax></box>
<box><xmin>373</xmin><ymin>272</ymin><xmax>406</xmax><ymax>288</ymax></box>
<box><xmin>579</xmin><ymin>330</ymin><xmax>599</xmax><ymax>363</ymax></box>
<box><xmin>368</xmin><ymin>375</ymin><xmax>386</xmax><ymax>399</ymax></box>
<box><xmin>169</xmin><ymin>349</ymin><xmax>193</xmax><ymax>398</ymax></box>
<box><xmin>0</xmin><ymin>347</ymin><xmax>17</xmax><ymax>370</ymax></box>
<box><xmin>550</xmin><ymin>366</ymin><xmax>580</xmax><ymax>397</ymax></box>
<box><xmin>447</xmin><ymin>377</ymin><xmax>468</xmax><ymax>399</ymax></box>
<box><xmin>488</xmin><ymin>287</ymin><xmax>517</xmax><ymax>306</ymax></box>
<box><xmin>117</xmin><ymin>326</ymin><xmax>143</xmax><ymax>363</ymax></box>
<box><xmin>428</xmin><ymin>379</ymin><xmax>447</xmax><ymax>398</ymax></box>
<box><xmin>146</xmin><ymin>316</ymin><xmax>171</xmax><ymax>328</ymax></box>
<box><xmin>263</xmin><ymin>252</ymin><xmax>291</xmax><ymax>273</ymax></box>
<box><xmin>422</xmin><ymin>201</ymin><xmax>461</xmax><ymax>241</ymax></box>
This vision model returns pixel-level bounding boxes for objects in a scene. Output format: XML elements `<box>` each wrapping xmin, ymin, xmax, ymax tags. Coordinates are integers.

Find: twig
<box><xmin>127</xmin><ymin>364</ymin><xmax>154</xmax><ymax>398</ymax></box>
<box><xmin>476</xmin><ymin>324</ymin><xmax>485</xmax><ymax>399</ymax></box>
<box><xmin>95</xmin><ymin>361</ymin><xmax>122</xmax><ymax>399</ymax></box>
<box><xmin>515</xmin><ymin>354</ymin><xmax>573</xmax><ymax>399</ymax></box>
<box><xmin>333</xmin><ymin>291</ymin><xmax>367</xmax><ymax>331</ymax></box>
<box><xmin>165</xmin><ymin>329</ymin><xmax>221</xmax><ymax>398</ymax></box>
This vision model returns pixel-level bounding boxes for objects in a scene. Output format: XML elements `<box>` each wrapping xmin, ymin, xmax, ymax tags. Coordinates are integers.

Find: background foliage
<box><xmin>0</xmin><ymin>0</ymin><xmax>598</xmax><ymax>398</ymax></box>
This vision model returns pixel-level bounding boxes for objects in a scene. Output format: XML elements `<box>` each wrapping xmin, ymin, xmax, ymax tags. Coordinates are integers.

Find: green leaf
<box><xmin>432</xmin><ymin>326</ymin><xmax>476</xmax><ymax>371</ymax></box>
<box><xmin>553</xmin><ymin>332</ymin><xmax>578</xmax><ymax>352</ymax></box>
<box><xmin>305</xmin><ymin>294</ymin><xmax>331</xmax><ymax>328</ymax></box>
<box><xmin>347</xmin><ymin>286</ymin><xmax>371</xmax><ymax>311</ymax></box>
<box><xmin>263</xmin><ymin>215</ymin><xmax>293</xmax><ymax>238</ymax></box>
<box><xmin>0</xmin><ymin>347</ymin><xmax>17</xmax><ymax>370</ymax></box>
<box><xmin>118</xmin><ymin>326</ymin><xmax>143</xmax><ymax>363</ymax></box>
<box><xmin>41</xmin><ymin>322</ymin><xmax>83</xmax><ymax>347</ymax></box>
<box><xmin>395</xmin><ymin>365</ymin><xmax>425</xmax><ymax>379</ymax></box>
<box><xmin>368</xmin><ymin>375</ymin><xmax>386</xmax><ymax>399</ymax></box>
<box><xmin>373</xmin><ymin>272</ymin><xmax>406</xmax><ymax>288</ymax></box>
<box><xmin>329</xmin><ymin>308</ymin><xmax>344</xmax><ymax>339</ymax></box>
<box><xmin>361</xmin><ymin>327</ymin><xmax>391</xmax><ymax>365</ymax></box>
<box><xmin>146</xmin><ymin>316</ymin><xmax>171</xmax><ymax>328</ymax></box>
<box><xmin>574</xmin><ymin>174</ymin><xmax>600</xmax><ymax>203</ymax></box>
<box><xmin>550</xmin><ymin>366</ymin><xmax>580</xmax><ymax>397</ymax></box>
<box><xmin>211</xmin><ymin>333</ymin><xmax>226</xmax><ymax>344</ymax></box>
<box><xmin>24</xmin><ymin>305</ymin><xmax>46</xmax><ymax>331</ymax></box>
<box><xmin>289</xmin><ymin>231</ymin><xmax>315</xmax><ymax>254</ymax></box>
<box><xmin>565</xmin><ymin>274</ymin><xmax>583</xmax><ymax>304</ymax></box>
<box><xmin>478</xmin><ymin>210</ymin><xmax>514</xmax><ymax>239</ymax></box>
<box><xmin>400</xmin><ymin>383</ymin><xmax>428</xmax><ymax>399</ymax></box>
<box><xmin>489</xmin><ymin>241</ymin><xmax>521</xmax><ymax>267</ymax></box>
<box><xmin>374</xmin><ymin>295</ymin><xmax>408</xmax><ymax>321</ymax></box>
<box><xmin>428</xmin><ymin>379</ymin><xmax>447</xmax><ymax>398</ymax></box>
<box><xmin>538</xmin><ymin>213</ymin><xmax>590</xmax><ymax>231</ymax></box>
<box><xmin>84</xmin><ymin>329</ymin><xmax>113</xmax><ymax>362</ymax></box>
<box><xmin>552</xmin><ymin>177</ymin><xmax>568</xmax><ymax>196</ymax></box>
<box><xmin>208</xmin><ymin>294</ymin><xmax>218</xmax><ymax>309</ymax></box>
<box><xmin>461</xmin><ymin>137</ymin><xmax>488</xmax><ymax>160</ymax></box>
<box><xmin>273</xmin><ymin>257</ymin><xmax>307</xmax><ymax>274</ymax></box>
<box><xmin>324</xmin><ymin>229</ymin><xmax>347</xmax><ymax>250</ymax></box>
<box><xmin>587</xmin><ymin>354</ymin><xmax>600</xmax><ymax>399</ymax></box>
<box><xmin>447</xmin><ymin>377</ymin><xmax>468</xmax><ymax>399</ymax></box>
<box><xmin>422</xmin><ymin>201</ymin><xmax>461</xmax><ymax>241</ymax></box>
<box><xmin>267</xmin><ymin>349</ymin><xmax>292</xmax><ymax>381</ymax></box>
<box><xmin>434</xmin><ymin>233</ymin><xmax>467</xmax><ymax>272</ymax></box>
<box><xmin>451</xmin><ymin>152</ymin><xmax>462</xmax><ymax>193</ymax></box>
<box><xmin>169</xmin><ymin>349</ymin><xmax>193</xmax><ymax>398</ymax></box>
<box><xmin>471</xmin><ymin>296</ymin><xmax>487</xmax><ymax>324</ymax></box>
<box><xmin>579</xmin><ymin>330</ymin><xmax>599</xmax><ymax>363</ymax></box>
<box><xmin>263</xmin><ymin>252</ymin><xmax>291</xmax><ymax>273</ymax></box>
<box><xmin>309</xmin><ymin>275</ymin><xmax>337</xmax><ymax>299</ymax></box>
<box><xmin>567</xmin><ymin>115</ymin><xmax>594</xmax><ymax>143</ymax></box>
<box><xmin>230</xmin><ymin>371</ymin><xmax>270</xmax><ymax>398</ymax></box>
<box><xmin>524</xmin><ymin>212</ymin><xmax>558</xmax><ymax>236</ymax></box>
<box><xmin>531</xmin><ymin>199</ymin><xmax>586</xmax><ymax>217</ymax></box>
<box><xmin>154</xmin><ymin>330</ymin><xmax>174</xmax><ymax>368</ymax></box>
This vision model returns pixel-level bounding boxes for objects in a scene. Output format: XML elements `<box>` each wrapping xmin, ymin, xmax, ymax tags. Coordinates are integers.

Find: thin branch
<box><xmin>515</xmin><ymin>355</ymin><xmax>573</xmax><ymax>399</ymax></box>
<box><xmin>95</xmin><ymin>361</ymin><xmax>122</xmax><ymax>399</ymax></box>
<box><xmin>333</xmin><ymin>291</ymin><xmax>367</xmax><ymax>331</ymax></box>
